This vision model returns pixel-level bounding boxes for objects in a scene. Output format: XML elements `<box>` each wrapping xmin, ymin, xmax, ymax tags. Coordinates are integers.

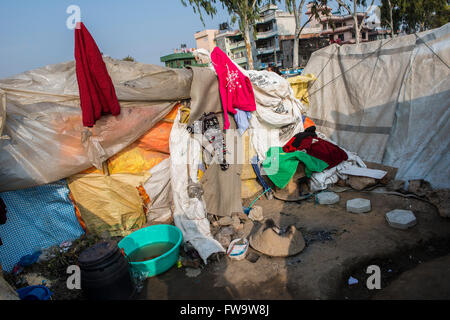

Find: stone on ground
<box><xmin>385</xmin><ymin>209</ymin><xmax>417</xmax><ymax>230</ymax></box>
<box><xmin>185</xmin><ymin>268</ymin><xmax>202</xmax><ymax>278</ymax></box>
<box><xmin>231</xmin><ymin>215</ymin><xmax>241</xmax><ymax>229</ymax></box>
<box><xmin>215</xmin><ymin>226</ymin><xmax>235</xmax><ymax>248</ymax></box>
<box><xmin>316</xmin><ymin>192</ymin><xmax>340</xmax><ymax>205</ymax></box>
<box><xmin>218</xmin><ymin>216</ymin><xmax>233</xmax><ymax>226</ymax></box>
<box><xmin>347</xmin><ymin>176</ymin><xmax>377</xmax><ymax>190</ymax></box>
<box><xmin>233</xmin><ymin>211</ymin><xmax>249</xmax><ymax>221</ymax></box>
<box><xmin>347</xmin><ymin>198</ymin><xmax>371</xmax><ymax>214</ymax></box>
<box><xmin>236</xmin><ymin>220</ymin><xmax>254</xmax><ymax>239</ymax></box>
<box><xmin>248</xmin><ymin>205</ymin><xmax>264</xmax><ymax>222</ymax></box>
<box><xmin>408</xmin><ymin>179</ymin><xmax>432</xmax><ymax>197</ymax></box>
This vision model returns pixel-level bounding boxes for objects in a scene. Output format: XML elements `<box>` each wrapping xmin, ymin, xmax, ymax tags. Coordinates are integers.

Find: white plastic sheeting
<box><xmin>0</xmin><ymin>58</ymin><xmax>192</xmax><ymax>192</ymax></box>
<box><xmin>143</xmin><ymin>158</ymin><xmax>173</xmax><ymax>224</ymax></box>
<box><xmin>303</xmin><ymin>23</ymin><xmax>450</xmax><ymax>188</ymax></box>
<box><xmin>245</xmin><ymin>70</ymin><xmax>305</xmax><ymax>161</ymax></box>
<box><xmin>309</xmin><ymin>132</ymin><xmax>366</xmax><ymax>192</ymax></box>
<box><xmin>168</xmin><ymin>110</ymin><xmax>225</xmax><ymax>263</ymax></box>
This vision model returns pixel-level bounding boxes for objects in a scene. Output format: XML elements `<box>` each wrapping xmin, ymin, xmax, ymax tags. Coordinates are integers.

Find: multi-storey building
<box><xmin>214</xmin><ymin>27</ymin><xmax>250</xmax><ymax>69</ymax></box>
<box><xmin>307</xmin><ymin>4</ymin><xmax>390</xmax><ymax>44</ymax></box>
<box><xmin>213</xmin><ymin>5</ymin><xmax>297</xmax><ymax>70</ymax></box>
<box><xmin>194</xmin><ymin>29</ymin><xmax>218</xmax><ymax>53</ymax></box>
<box><xmin>281</xmin><ymin>4</ymin><xmax>391</xmax><ymax>69</ymax></box>
<box><xmin>254</xmin><ymin>4</ymin><xmax>296</xmax><ymax>69</ymax></box>
<box><xmin>160</xmin><ymin>47</ymin><xmax>206</xmax><ymax>69</ymax></box>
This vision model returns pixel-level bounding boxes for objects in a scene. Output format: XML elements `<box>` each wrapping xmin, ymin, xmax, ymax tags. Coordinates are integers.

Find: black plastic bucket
<box><xmin>78</xmin><ymin>240</ymin><xmax>135</xmax><ymax>300</ymax></box>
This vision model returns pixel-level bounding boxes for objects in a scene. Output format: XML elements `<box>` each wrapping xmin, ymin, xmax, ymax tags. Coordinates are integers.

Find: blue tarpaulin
<box><xmin>0</xmin><ymin>180</ymin><xmax>84</xmax><ymax>272</ymax></box>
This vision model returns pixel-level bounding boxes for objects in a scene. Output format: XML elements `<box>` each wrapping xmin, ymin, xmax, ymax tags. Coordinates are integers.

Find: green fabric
<box><xmin>262</xmin><ymin>147</ymin><xmax>329</xmax><ymax>189</ymax></box>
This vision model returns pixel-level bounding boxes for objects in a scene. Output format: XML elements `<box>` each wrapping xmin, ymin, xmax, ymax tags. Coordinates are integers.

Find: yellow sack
<box><xmin>240</xmin><ymin>130</ymin><xmax>263</xmax><ymax>199</ymax></box>
<box><xmin>288</xmin><ymin>73</ymin><xmax>317</xmax><ymax>107</ymax></box>
<box><xmin>68</xmin><ymin>172</ymin><xmax>151</xmax><ymax>237</ymax></box>
<box><xmin>108</xmin><ymin>147</ymin><xmax>168</xmax><ymax>174</ymax></box>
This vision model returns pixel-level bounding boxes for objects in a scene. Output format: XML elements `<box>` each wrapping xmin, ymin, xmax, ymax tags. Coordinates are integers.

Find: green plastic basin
<box><xmin>118</xmin><ymin>224</ymin><xmax>183</xmax><ymax>278</ymax></box>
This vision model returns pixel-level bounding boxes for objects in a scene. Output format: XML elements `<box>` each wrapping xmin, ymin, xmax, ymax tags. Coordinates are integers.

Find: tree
<box><xmin>181</xmin><ymin>0</ymin><xmax>218</xmax><ymax>25</ymax></box>
<box><xmin>380</xmin><ymin>0</ymin><xmax>449</xmax><ymax>34</ymax></box>
<box><xmin>182</xmin><ymin>0</ymin><xmax>275</xmax><ymax>70</ymax></box>
<box><xmin>380</xmin><ymin>0</ymin><xmax>396</xmax><ymax>37</ymax></box>
<box><xmin>335</xmin><ymin>0</ymin><xmax>375</xmax><ymax>44</ymax></box>
<box><xmin>285</xmin><ymin>0</ymin><xmax>330</xmax><ymax>68</ymax></box>
<box><xmin>122</xmin><ymin>55</ymin><xmax>135</xmax><ymax>62</ymax></box>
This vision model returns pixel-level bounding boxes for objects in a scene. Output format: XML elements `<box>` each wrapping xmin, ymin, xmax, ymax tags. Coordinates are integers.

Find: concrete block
<box><xmin>316</xmin><ymin>192</ymin><xmax>340</xmax><ymax>205</ymax></box>
<box><xmin>386</xmin><ymin>209</ymin><xmax>417</xmax><ymax>230</ymax></box>
<box><xmin>347</xmin><ymin>198</ymin><xmax>371</xmax><ymax>214</ymax></box>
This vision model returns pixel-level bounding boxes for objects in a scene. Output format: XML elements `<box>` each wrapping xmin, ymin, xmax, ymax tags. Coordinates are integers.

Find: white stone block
<box><xmin>347</xmin><ymin>198</ymin><xmax>371</xmax><ymax>213</ymax></box>
<box><xmin>316</xmin><ymin>192</ymin><xmax>340</xmax><ymax>205</ymax></box>
<box><xmin>386</xmin><ymin>209</ymin><xmax>417</xmax><ymax>230</ymax></box>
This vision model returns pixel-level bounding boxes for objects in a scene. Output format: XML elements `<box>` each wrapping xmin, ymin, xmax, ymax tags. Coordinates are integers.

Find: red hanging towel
<box><xmin>75</xmin><ymin>22</ymin><xmax>120</xmax><ymax>127</ymax></box>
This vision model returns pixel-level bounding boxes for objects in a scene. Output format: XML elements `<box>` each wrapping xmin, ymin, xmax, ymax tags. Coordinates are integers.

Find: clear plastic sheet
<box><xmin>0</xmin><ymin>58</ymin><xmax>192</xmax><ymax>192</ymax></box>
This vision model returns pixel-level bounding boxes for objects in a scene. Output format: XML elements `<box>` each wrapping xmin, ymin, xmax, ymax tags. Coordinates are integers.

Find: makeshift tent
<box><xmin>0</xmin><ymin>55</ymin><xmax>287</xmax><ymax>264</ymax></box>
<box><xmin>0</xmin><ymin>59</ymin><xmax>191</xmax><ymax>192</ymax></box>
<box><xmin>303</xmin><ymin>23</ymin><xmax>450</xmax><ymax>189</ymax></box>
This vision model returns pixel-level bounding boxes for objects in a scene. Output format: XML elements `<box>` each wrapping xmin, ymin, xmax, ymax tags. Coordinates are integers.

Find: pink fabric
<box><xmin>211</xmin><ymin>47</ymin><xmax>256</xmax><ymax>130</ymax></box>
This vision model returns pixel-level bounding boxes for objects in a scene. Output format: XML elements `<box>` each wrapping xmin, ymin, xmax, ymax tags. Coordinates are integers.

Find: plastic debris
<box><xmin>227</xmin><ymin>238</ymin><xmax>249</xmax><ymax>261</ymax></box>
<box><xmin>348</xmin><ymin>276</ymin><xmax>358</xmax><ymax>285</ymax></box>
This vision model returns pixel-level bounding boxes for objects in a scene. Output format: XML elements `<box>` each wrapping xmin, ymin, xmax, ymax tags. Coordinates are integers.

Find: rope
<box><xmin>307</xmin><ymin>30</ymin><xmax>449</xmax><ymax>99</ymax></box>
<box><xmin>413</xmin><ymin>33</ymin><xmax>450</xmax><ymax>69</ymax></box>
<box><xmin>308</xmin><ymin>37</ymin><xmax>396</xmax><ymax>99</ymax></box>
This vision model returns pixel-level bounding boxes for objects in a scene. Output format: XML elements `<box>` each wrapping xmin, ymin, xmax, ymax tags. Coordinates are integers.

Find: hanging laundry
<box><xmin>211</xmin><ymin>47</ymin><xmax>256</xmax><ymax>130</ymax></box>
<box><xmin>187</xmin><ymin>112</ymin><xmax>229</xmax><ymax>170</ymax></box>
<box><xmin>75</xmin><ymin>22</ymin><xmax>120</xmax><ymax>127</ymax></box>
<box><xmin>283</xmin><ymin>136</ymin><xmax>348</xmax><ymax>170</ymax></box>
<box><xmin>262</xmin><ymin>147</ymin><xmax>329</xmax><ymax>189</ymax></box>
<box><xmin>234</xmin><ymin>109</ymin><xmax>252</xmax><ymax>136</ymax></box>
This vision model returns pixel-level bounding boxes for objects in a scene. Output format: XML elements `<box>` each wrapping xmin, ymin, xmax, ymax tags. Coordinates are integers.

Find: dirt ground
<box><xmin>139</xmin><ymin>190</ymin><xmax>450</xmax><ymax>300</ymax></box>
<box><xmin>4</xmin><ymin>190</ymin><xmax>450</xmax><ymax>300</ymax></box>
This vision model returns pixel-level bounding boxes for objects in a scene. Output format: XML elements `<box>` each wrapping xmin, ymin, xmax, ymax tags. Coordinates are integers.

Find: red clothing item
<box><xmin>283</xmin><ymin>136</ymin><xmax>348</xmax><ymax>169</ymax></box>
<box><xmin>211</xmin><ymin>47</ymin><xmax>256</xmax><ymax>130</ymax></box>
<box><xmin>75</xmin><ymin>22</ymin><xmax>120</xmax><ymax>127</ymax></box>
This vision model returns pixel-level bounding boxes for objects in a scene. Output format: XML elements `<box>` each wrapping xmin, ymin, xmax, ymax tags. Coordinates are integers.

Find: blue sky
<box><xmin>0</xmin><ymin>0</ymin><xmax>380</xmax><ymax>78</ymax></box>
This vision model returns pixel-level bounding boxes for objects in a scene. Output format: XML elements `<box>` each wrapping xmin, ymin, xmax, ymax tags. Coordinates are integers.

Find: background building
<box><xmin>160</xmin><ymin>46</ymin><xmax>206</xmax><ymax>68</ymax></box>
<box><xmin>280</xmin><ymin>3</ymin><xmax>391</xmax><ymax>70</ymax></box>
<box><xmin>214</xmin><ymin>24</ymin><xmax>250</xmax><ymax>69</ymax></box>
<box><xmin>254</xmin><ymin>4</ymin><xmax>296</xmax><ymax>69</ymax></box>
<box><xmin>186</xmin><ymin>4</ymin><xmax>390</xmax><ymax>71</ymax></box>
<box><xmin>280</xmin><ymin>33</ymin><xmax>329</xmax><ymax>69</ymax></box>
<box><xmin>194</xmin><ymin>29</ymin><xmax>218</xmax><ymax>52</ymax></box>
<box><xmin>307</xmin><ymin>4</ymin><xmax>390</xmax><ymax>44</ymax></box>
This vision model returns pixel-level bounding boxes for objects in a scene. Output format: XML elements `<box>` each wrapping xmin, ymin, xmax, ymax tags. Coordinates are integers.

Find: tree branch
<box><xmin>298</xmin><ymin>14</ymin><xmax>313</xmax><ymax>35</ymax></box>
<box><xmin>336</xmin><ymin>0</ymin><xmax>352</xmax><ymax>15</ymax></box>
<box><xmin>358</xmin><ymin>0</ymin><xmax>376</xmax><ymax>33</ymax></box>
